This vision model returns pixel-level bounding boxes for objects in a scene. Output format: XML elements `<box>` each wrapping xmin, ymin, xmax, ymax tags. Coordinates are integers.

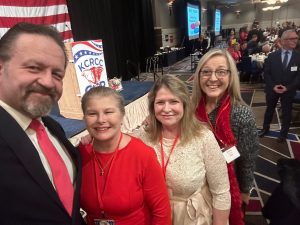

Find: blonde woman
<box><xmin>192</xmin><ymin>49</ymin><xmax>259</xmax><ymax>225</ymax></box>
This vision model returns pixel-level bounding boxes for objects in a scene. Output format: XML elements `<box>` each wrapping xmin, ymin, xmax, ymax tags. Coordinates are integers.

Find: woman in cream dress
<box><xmin>134</xmin><ymin>75</ymin><xmax>231</xmax><ymax>225</ymax></box>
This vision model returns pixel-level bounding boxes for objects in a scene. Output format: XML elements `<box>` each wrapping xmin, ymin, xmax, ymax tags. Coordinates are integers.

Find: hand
<box><xmin>142</xmin><ymin>115</ymin><xmax>150</xmax><ymax>127</ymax></box>
<box><xmin>80</xmin><ymin>134</ymin><xmax>92</xmax><ymax>145</ymax></box>
<box><xmin>273</xmin><ymin>85</ymin><xmax>287</xmax><ymax>94</ymax></box>
<box><xmin>240</xmin><ymin>192</ymin><xmax>250</xmax><ymax>205</ymax></box>
<box><xmin>262</xmin><ymin>44</ymin><xmax>271</xmax><ymax>53</ymax></box>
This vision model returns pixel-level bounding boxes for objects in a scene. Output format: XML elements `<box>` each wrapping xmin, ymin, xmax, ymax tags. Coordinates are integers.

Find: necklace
<box><xmin>92</xmin><ymin>133</ymin><xmax>123</xmax><ymax>176</ymax></box>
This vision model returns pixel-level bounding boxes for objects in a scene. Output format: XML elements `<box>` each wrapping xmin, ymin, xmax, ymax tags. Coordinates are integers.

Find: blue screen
<box><xmin>187</xmin><ymin>3</ymin><xmax>200</xmax><ymax>40</ymax></box>
<box><xmin>214</xmin><ymin>9</ymin><xmax>221</xmax><ymax>36</ymax></box>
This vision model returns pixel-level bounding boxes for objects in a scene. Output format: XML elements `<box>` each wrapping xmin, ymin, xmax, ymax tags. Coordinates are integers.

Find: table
<box><xmin>155</xmin><ymin>47</ymin><xmax>186</xmax><ymax>67</ymax></box>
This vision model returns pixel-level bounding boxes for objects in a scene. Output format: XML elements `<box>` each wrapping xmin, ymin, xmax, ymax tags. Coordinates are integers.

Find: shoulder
<box><xmin>231</xmin><ymin>103</ymin><xmax>256</xmax><ymax>124</ymax></box>
<box><xmin>78</xmin><ymin>143</ymin><xmax>94</xmax><ymax>166</ymax></box>
<box><xmin>193</xmin><ymin>125</ymin><xmax>217</xmax><ymax>146</ymax></box>
<box><xmin>125</xmin><ymin>136</ymin><xmax>156</xmax><ymax>158</ymax></box>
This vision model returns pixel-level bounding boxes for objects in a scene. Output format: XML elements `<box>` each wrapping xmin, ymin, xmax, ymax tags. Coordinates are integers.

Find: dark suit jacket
<box><xmin>262</xmin><ymin>159</ymin><xmax>300</xmax><ymax>225</ymax></box>
<box><xmin>0</xmin><ymin>107</ymin><xmax>85</xmax><ymax>225</ymax></box>
<box><xmin>264</xmin><ymin>49</ymin><xmax>300</xmax><ymax>96</ymax></box>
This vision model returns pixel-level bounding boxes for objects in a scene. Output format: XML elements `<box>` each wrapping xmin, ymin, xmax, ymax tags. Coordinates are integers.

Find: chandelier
<box><xmin>265</xmin><ymin>0</ymin><xmax>288</xmax><ymax>4</ymax></box>
<box><xmin>262</xmin><ymin>5</ymin><xmax>281</xmax><ymax>10</ymax></box>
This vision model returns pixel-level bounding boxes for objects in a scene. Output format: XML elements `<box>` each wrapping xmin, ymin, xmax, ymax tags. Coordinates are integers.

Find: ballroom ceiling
<box><xmin>207</xmin><ymin>0</ymin><xmax>298</xmax><ymax>7</ymax></box>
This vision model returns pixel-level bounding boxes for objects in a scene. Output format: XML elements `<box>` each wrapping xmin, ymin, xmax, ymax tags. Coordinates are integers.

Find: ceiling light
<box><xmin>266</xmin><ymin>0</ymin><xmax>288</xmax><ymax>5</ymax></box>
<box><xmin>262</xmin><ymin>5</ymin><xmax>281</xmax><ymax>10</ymax></box>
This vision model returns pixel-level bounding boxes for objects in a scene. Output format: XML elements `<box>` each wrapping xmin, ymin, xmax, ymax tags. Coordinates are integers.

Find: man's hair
<box><xmin>281</xmin><ymin>29</ymin><xmax>297</xmax><ymax>40</ymax></box>
<box><xmin>0</xmin><ymin>22</ymin><xmax>67</xmax><ymax>68</ymax></box>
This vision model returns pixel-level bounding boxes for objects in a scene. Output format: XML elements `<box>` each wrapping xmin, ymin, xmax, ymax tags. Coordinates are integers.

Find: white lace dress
<box><xmin>133</xmin><ymin>128</ymin><xmax>231</xmax><ymax>225</ymax></box>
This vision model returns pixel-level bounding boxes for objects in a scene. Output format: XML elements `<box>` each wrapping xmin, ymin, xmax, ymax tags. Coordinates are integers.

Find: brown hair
<box><xmin>0</xmin><ymin>22</ymin><xmax>67</xmax><ymax>68</ymax></box>
<box><xmin>146</xmin><ymin>75</ymin><xmax>206</xmax><ymax>145</ymax></box>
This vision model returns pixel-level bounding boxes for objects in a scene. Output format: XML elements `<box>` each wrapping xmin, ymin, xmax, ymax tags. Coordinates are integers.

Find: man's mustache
<box><xmin>26</xmin><ymin>85</ymin><xmax>57</xmax><ymax>99</ymax></box>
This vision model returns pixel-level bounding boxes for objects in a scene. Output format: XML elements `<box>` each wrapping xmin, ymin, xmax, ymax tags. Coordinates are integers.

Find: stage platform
<box><xmin>50</xmin><ymin>81</ymin><xmax>153</xmax><ymax>138</ymax></box>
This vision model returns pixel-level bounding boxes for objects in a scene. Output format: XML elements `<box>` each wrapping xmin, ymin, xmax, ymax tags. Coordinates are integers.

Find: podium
<box><xmin>58</xmin><ymin>42</ymin><xmax>83</xmax><ymax>120</ymax></box>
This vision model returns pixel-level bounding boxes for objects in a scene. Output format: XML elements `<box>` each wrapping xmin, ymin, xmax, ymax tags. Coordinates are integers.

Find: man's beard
<box><xmin>21</xmin><ymin>86</ymin><xmax>58</xmax><ymax>118</ymax></box>
<box><xmin>22</xmin><ymin>97</ymin><xmax>53</xmax><ymax>117</ymax></box>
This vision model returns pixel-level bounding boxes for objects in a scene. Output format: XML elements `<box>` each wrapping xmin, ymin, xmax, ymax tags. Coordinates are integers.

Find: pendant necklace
<box><xmin>92</xmin><ymin>133</ymin><xmax>123</xmax><ymax>176</ymax></box>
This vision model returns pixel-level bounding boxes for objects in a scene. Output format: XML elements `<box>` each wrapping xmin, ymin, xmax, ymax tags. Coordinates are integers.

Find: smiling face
<box><xmin>0</xmin><ymin>33</ymin><xmax>65</xmax><ymax>118</ymax></box>
<box><xmin>281</xmin><ymin>30</ymin><xmax>298</xmax><ymax>50</ymax></box>
<box><xmin>199</xmin><ymin>55</ymin><xmax>230</xmax><ymax>103</ymax></box>
<box><xmin>154</xmin><ymin>86</ymin><xmax>184</xmax><ymax>132</ymax></box>
<box><xmin>83</xmin><ymin>96</ymin><xmax>124</xmax><ymax>146</ymax></box>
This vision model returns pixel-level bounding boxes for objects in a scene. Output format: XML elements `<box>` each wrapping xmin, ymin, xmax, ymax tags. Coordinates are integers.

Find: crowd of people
<box><xmin>1</xmin><ymin>21</ymin><xmax>299</xmax><ymax>225</ymax></box>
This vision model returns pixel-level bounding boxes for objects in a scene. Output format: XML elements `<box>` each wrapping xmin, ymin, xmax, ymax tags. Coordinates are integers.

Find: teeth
<box><xmin>95</xmin><ymin>128</ymin><xmax>108</xmax><ymax>131</ymax></box>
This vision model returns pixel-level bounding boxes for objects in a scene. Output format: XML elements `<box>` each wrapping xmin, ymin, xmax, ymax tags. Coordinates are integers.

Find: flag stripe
<box><xmin>0</xmin><ymin>0</ymin><xmax>73</xmax><ymax>42</ymax></box>
<box><xmin>0</xmin><ymin>13</ymin><xmax>70</xmax><ymax>28</ymax></box>
<box><xmin>0</xmin><ymin>5</ymin><xmax>69</xmax><ymax>18</ymax></box>
<box><xmin>0</xmin><ymin>0</ymin><xmax>67</xmax><ymax>7</ymax></box>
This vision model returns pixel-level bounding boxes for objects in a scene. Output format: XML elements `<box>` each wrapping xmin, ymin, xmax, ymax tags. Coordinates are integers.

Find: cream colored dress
<box><xmin>133</xmin><ymin>128</ymin><xmax>230</xmax><ymax>225</ymax></box>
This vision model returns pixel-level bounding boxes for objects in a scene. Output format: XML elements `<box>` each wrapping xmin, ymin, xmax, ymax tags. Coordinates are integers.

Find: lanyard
<box><xmin>93</xmin><ymin>132</ymin><xmax>123</xmax><ymax>218</ymax></box>
<box><xmin>160</xmin><ymin>134</ymin><xmax>179</xmax><ymax>179</ymax></box>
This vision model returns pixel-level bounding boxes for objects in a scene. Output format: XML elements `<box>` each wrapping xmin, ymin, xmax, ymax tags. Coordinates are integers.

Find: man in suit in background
<box><xmin>0</xmin><ymin>23</ymin><xmax>85</xmax><ymax>225</ymax></box>
<box><xmin>259</xmin><ymin>29</ymin><xmax>300</xmax><ymax>143</ymax></box>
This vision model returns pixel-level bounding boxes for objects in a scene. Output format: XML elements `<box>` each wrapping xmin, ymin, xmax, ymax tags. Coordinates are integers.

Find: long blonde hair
<box><xmin>191</xmin><ymin>49</ymin><xmax>244</xmax><ymax>110</ymax></box>
<box><xmin>146</xmin><ymin>75</ymin><xmax>206</xmax><ymax>145</ymax></box>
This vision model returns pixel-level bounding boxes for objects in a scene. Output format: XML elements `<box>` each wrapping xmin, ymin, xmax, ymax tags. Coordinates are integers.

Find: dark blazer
<box><xmin>264</xmin><ymin>49</ymin><xmax>300</xmax><ymax>96</ymax></box>
<box><xmin>262</xmin><ymin>159</ymin><xmax>300</xmax><ymax>225</ymax></box>
<box><xmin>0</xmin><ymin>107</ymin><xmax>85</xmax><ymax>225</ymax></box>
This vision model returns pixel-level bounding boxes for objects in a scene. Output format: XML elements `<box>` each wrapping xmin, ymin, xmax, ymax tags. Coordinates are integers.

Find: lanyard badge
<box><xmin>222</xmin><ymin>146</ymin><xmax>240</xmax><ymax>163</ymax></box>
<box><xmin>94</xmin><ymin>219</ymin><xmax>115</xmax><ymax>225</ymax></box>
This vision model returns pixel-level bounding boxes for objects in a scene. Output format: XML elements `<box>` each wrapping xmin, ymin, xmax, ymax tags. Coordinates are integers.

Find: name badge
<box><xmin>94</xmin><ymin>219</ymin><xmax>115</xmax><ymax>225</ymax></box>
<box><xmin>222</xmin><ymin>146</ymin><xmax>240</xmax><ymax>163</ymax></box>
<box><xmin>291</xmin><ymin>66</ymin><xmax>298</xmax><ymax>71</ymax></box>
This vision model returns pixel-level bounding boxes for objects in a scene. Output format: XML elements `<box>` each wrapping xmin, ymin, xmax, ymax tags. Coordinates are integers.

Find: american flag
<box><xmin>0</xmin><ymin>0</ymin><xmax>73</xmax><ymax>42</ymax></box>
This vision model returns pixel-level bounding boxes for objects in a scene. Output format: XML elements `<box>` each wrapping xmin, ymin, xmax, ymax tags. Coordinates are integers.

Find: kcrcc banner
<box><xmin>71</xmin><ymin>40</ymin><xmax>108</xmax><ymax>96</ymax></box>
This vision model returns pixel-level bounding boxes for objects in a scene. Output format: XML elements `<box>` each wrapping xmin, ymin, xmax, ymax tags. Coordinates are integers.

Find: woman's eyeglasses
<box><xmin>199</xmin><ymin>69</ymin><xmax>231</xmax><ymax>78</ymax></box>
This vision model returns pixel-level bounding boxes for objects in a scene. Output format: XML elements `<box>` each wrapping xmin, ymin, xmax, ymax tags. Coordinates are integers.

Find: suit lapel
<box><xmin>288</xmin><ymin>50</ymin><xmax>297</xmax><ymax>68</ymax></box>
<box><xmin>277</xmin><ymin>50</ymin><xmax>285</xmax><ymax>70</ymax></box>
<box><xmin>0</xmin><ymin>107</ymin><xmax>66</xmax><ymax>211</ymax></box>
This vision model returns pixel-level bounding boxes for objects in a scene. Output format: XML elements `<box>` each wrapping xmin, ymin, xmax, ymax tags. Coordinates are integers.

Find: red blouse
<box><xmin>79</xmin><ymin>136</ymin><xmax>171</xmax><ymax>225</ymax></box>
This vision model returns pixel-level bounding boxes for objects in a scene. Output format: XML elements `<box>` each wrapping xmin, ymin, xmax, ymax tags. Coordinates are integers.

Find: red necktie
<box><xmin>29</xmin><ymin>119</ymin><xmax>74</xmax><ymax>216</ymax></box>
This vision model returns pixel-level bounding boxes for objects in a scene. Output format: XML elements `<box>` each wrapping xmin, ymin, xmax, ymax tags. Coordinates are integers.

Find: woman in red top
<box><xmin>79</xmin><ymin>86</ymin><xmax>171</xmax><ymax>225</ymax></box>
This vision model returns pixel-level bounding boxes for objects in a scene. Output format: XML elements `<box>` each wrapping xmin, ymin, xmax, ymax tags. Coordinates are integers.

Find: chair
<box><xmin>126</xmin><ymin>59</ymin><xmax>140</xmax><ymax>81</ymax></box>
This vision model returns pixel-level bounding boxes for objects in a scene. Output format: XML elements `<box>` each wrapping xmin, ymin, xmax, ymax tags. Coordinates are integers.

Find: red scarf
<box><xmin>196</xmin><ymin>93</ymin><xmax>244</xmax><ymax>225</ymax></box>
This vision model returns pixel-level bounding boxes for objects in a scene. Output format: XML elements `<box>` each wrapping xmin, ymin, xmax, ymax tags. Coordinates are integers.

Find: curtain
<box><xmin>67</xmin><ymin>0</ymin><xmax>155</xmax><ymax>80</ymax></box>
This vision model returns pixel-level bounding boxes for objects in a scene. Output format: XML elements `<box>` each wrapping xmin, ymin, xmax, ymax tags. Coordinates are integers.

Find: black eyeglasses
<box><xmin>284</xmin><ymin>37</ymin><xmax>298</xmax><ymax>41</ymax></box>
<box><xmin>199</xmin><ymin>69</ymin><xmax>231</xmax><ymax>78</ymax></box>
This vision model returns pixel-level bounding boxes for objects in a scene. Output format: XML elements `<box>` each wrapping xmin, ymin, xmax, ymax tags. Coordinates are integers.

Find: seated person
<box><xmin>227</xmin><ymin>42</ymin><xmax>241</xmax><ymax>63</ymax></box>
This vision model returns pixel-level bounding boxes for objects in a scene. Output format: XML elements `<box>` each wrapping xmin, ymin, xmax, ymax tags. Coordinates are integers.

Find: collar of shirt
<box><xmin>0</xmin><ymin>100</ymin><xmax>32</xmax><ymax>131</ymax></box>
